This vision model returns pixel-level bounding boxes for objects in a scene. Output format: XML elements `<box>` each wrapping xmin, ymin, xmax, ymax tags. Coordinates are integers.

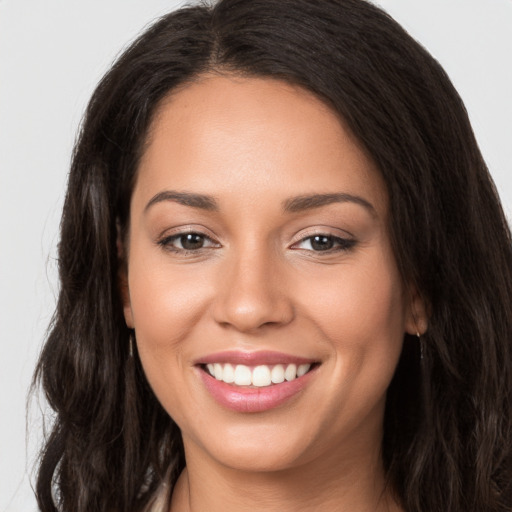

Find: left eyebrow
<box><xmin>144</xmin><ymin>190</ymin><xmax>219</xmax><ymax>213</ymax></box>
<box><xmin>282</xmin><ymin>193</ymin><xmax>377</xmax><ymax>217</ymax></box>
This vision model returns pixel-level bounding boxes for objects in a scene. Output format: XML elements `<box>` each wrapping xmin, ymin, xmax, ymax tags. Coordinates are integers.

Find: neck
<box><xmin>170</xmin><ymin>441</ymin><xmax>402</xmax><ymax>512</ymax></box>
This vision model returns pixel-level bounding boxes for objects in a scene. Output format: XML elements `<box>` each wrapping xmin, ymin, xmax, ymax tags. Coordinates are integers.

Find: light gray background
<box><xmin>1</xmin><ymin>1</ymin><xmax>511</xmax><ymax>510</ymax></box>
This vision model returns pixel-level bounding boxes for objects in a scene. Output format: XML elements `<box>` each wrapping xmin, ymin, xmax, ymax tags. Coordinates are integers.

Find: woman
<box><xmin>33</xmin><ymin>0</ymin><xmax>512</xmax><ymax>511</ymax></box>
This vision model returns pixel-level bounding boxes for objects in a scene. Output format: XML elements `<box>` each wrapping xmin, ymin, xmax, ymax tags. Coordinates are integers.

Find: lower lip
<box><xmin>198</xmin><ymin>367</ymin><xmax>317</xmax><ymax>413</ymax></box>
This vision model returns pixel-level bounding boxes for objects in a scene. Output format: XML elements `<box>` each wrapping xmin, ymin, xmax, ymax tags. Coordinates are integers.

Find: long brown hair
<box><xmin>34</xmin><ymin>1</ymin><xmax>512</xmax><ymax>510</ymax></box>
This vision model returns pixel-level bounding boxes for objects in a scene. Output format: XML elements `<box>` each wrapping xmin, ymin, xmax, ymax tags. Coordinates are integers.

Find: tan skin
<box><xmin>121</xmin><ymin>74</ymin><xmax>427</xmax><ymax>512</ymax></box>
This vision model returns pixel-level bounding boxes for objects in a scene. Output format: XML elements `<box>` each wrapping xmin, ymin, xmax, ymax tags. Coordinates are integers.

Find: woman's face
<box><xmin>122</xmin><ymin>75</ymin><xmax>422</xmax><ymax>473</ymax></box>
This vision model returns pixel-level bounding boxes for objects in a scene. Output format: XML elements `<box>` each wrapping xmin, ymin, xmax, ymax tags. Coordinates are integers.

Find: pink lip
<box><xmin>197</xmin><ymin>363</ymin><xmax>318</xmax><ymax>413</ymax></box>
<box><xmin>195</xmin><ymin>350</ymin><xmax>315</xmax><ymax>366</ymax></box>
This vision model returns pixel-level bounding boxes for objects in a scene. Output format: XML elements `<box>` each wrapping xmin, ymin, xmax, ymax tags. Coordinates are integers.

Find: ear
<box><xmin>405</xmin><ymin>286</ymin><xmax>428</xmax><ymax>336</ymax></box>
<box><xmin>117</xmin><ymin>226</ymin><xmax>134</xmax><ymax>329</ymax></box>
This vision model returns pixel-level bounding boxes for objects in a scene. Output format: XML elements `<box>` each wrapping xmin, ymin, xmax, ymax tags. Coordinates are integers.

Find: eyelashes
<box><xmin>157</xmin><ymin>231</ymin><xmax>356</xmax><ymax>255</ymax></box>
<box><xmin>158</xmin><ymin>232</ymin><xmax>220</xmax><ymax>252</ymax></box>
<box><xmin>290</xmin><ymin>234</ymin><xmax>356</xmax><ymax>252</ymax></box>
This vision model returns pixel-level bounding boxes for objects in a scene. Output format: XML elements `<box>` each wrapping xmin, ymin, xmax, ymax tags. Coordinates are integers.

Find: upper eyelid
<box><xmin>160</xmin><ymin>231</ymin><xmax>220</xmax><ymax>246</ymax></box>
<box><xmin>157</xmin><ymin>225</ymin><xmax>219</xmax><ymax>241</ymax></box>
<box><xmin>289</xmin><ymin>227</ymin><xmax>355</xmax><ymax>245</ymax></box>
<box><xmin>156</xmin><ymin>226</ymin><xmax>355</xmax><ymax>248</ymax></box>
<box><xmin>291</xmin><ymin>234</ymin><xmax>354</xmax><ymax>247</ymax></box>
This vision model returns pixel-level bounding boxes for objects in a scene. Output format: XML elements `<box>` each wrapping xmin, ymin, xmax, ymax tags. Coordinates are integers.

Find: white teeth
<box><xmin>271</xmin><ymin>364</ymin><xmax>285</xmax><ymax>384</ymax></box>
<box><xmin>252</xmin><ymin>365</ymin><xmax>272</xmax><ymax>387</ymax></box>
<box><xmin>284</xmin><ymin>364</ymin><xmax>297</xmax><ymax>381</ymax></box>
<box><xmin>205</xmin><ymin>362</ymin><xmax>313</xmax><ymax>387</ymax></box>
<box><xmin>213</xmin><ymin>363</ymin><xmax>223</xmax><ymax>380</ymax></box>
<box><xmin>234</xmin><ymin>364</ymin><xmax>252</xmax><ymax>386</ymax></box>
<box><xmin>222</xmin><ymin>363</ymin><xmax>235</xmax><ymax>383</ymax></box>
<box><xmin>297</xmin><ymin>363</ymin><xmax>311</xmax><ymax>377</ymax></box>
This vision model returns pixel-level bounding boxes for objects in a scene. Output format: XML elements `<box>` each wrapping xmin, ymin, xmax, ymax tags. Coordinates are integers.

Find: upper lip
<box><xmin>195</xmin><ymin>350</ymin><xmax>318</xmax><ymax>366</ymax></box>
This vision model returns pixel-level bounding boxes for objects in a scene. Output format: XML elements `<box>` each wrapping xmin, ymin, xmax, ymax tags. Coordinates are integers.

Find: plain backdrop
<box><xmin>1</xmin><ymin>1</ymin><xmax>511</xmax><ymax>510</ymax></box>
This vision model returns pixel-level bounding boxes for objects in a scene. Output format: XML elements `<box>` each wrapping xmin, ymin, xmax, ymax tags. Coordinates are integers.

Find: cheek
<box><xmin>128</xmin><ymin>245</ymin><xmax>213</xmax><ymax>344</ymax></box>
<box><xmin>296</xmin><ymin>248</ymin><xmax>406</xmax><ymax>376</ymax></box>
<box><xmin>290</xmin><ymin>255</ymin><xmax>406</xmax><ymax>440</ymax></box>
<box><xmin>320</xmin><ymin>269</ymin><xmax>404</xmax><ymax>340</ymax></box>
<box><xmin>127</xmin><ymin>260</ymin><xmax>212</xmax><ymax>424</ymax></box>
<box><xmin>125</xmin><ymin>245</ymin><xmax>213</xmax><ymax>395</ymax></box>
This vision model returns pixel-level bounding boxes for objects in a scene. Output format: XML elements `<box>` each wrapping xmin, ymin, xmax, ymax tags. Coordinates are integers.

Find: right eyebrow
<box><xmin>144</xmin><ymin>190</ymin><xmax>219</xmax><ymax>213</ymax></box>
<box><xmin>283</xmin><ymin>192</ymin><xmax>377</xmax><ymax>217</ymax></box>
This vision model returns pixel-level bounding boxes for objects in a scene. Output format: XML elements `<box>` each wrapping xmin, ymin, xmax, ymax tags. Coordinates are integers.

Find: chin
<box><xmin>210</xmin><ymin>440</ymin><xmax>305</xmax><ymax>473</ymax></box>
<box><xmin>184</xmin><ymin>418</ymin><xmax>318</xmax><ymax>473</ymax></box>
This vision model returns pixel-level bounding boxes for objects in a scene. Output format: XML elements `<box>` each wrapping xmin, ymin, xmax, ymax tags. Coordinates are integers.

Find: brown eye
<box><xmin>180</xmin><ymin>233</ymin><xmax>206</xmax><ymax>250</ymax></box>
<box><xmin>158</xmin><ymin>231</ymin><xmax>219</xmax><ymax>253</ymax></box>
<box><xmin>310</xmin><ymin>235</ymin><xmax>334</xmax><ymax>251</ymax></box>
<box><xmin>292</xmin><ymin>234</ymin><xmax>356</xmax><ymax>253</ymax></box>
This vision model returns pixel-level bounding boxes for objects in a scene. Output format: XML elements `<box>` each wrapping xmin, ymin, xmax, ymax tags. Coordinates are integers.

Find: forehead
<box><xmin>134</xmin><ymin>74</ymin><xmax>387</xmax><ymax>216</ymax></box>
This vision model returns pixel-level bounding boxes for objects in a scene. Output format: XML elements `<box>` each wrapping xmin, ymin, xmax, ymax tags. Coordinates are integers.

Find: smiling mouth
<box><xmin>201</xmin><ymin>362</ymin><xmax>318</xmax><ymax>388</ymax></box>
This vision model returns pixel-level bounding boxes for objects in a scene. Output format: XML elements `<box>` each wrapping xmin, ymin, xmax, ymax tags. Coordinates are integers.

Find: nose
<box><xmin>212</xmin><ymin>248</ymin><xmax>295</xmax><ymax>333</ymax></box>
